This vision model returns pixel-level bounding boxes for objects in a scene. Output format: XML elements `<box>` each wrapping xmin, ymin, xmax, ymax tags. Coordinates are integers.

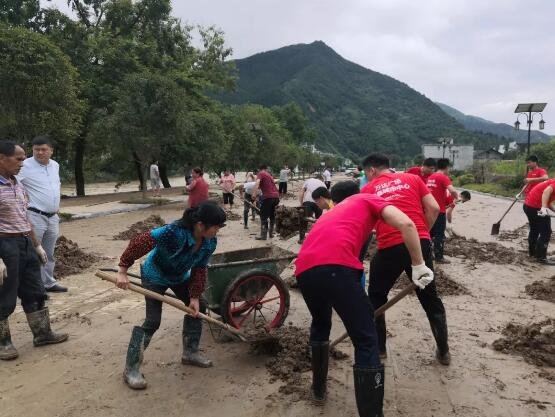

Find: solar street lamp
<box><xmin>514</xmin><ymin>103</ymin><xmax>547</xmax><ymax>156</ymax></box>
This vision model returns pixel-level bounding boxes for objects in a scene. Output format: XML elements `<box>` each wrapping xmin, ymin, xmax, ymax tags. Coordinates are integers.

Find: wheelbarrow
<box><xmin>99</xmin><ymin>246</ymin><xmax>295</xmax><ymax>334</ymax></box>
<box><xmin>206</xmin><ymin>246</ymin><xmax>295</xmax><ymax>331</ymax></box>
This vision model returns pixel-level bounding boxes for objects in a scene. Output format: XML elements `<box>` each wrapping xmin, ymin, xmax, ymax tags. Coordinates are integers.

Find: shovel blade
<box><xmin>491</xmin><ymin>222</ymin><xmax>501</xmax><ymax>235</ymax></box>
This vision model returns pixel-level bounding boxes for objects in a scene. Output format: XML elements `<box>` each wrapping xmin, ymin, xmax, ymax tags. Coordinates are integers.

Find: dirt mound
<box><xmin>496</xmin><ymin>225</ymin><xmax>527</xmax><ymax>242</ymax></box>
<box><xmin>392</xmin><ymin>267</ymin><xmax>470</xmax><ymax>296</ymax></box>
<box><xmin>275</xmin><ymin>205</ymin><xmax>305</xmax><ymax>239</ymax></box>
<box><xmin>113</xmin><ymin>215</ymin><xmax>165</xmax><ymax>240</ymax></box>
<box><xmin>54</xmin><ymin>236</ymin><xmax>101</xmax><ymax>278</ymax></box>
<box><xmin>251</xmin><ymin>324</ymin><xmax>346</xmax><ymax>399</ymax></box>
<box><xmin>492</xmin><ymin>319</ymin><xmax>555</xmax><ymax>368</ymax></box>
<box><xmin>445</xmin><ymin>234</ymin><xmax>528</xmax><ymax>266</ymax></box>
<box><xmin>525</xmin><ymin>276</ymin><xmax>555</xmax><ymax>303</ymax></box>
<box><xmin>225</xmin><ymin>211</ymin><xmax>242</xmax><ymax>221</ymax></box>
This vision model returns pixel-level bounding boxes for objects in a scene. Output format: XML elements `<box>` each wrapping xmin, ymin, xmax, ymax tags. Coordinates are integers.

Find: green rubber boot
<box><xmin>25</xmin><ymin>308</ymin><xmax>69</xmax><ymax>347</ymax></box>
<box><xmin>182</xmin><ymin>316</ymin><xmax>212</xmax><ymax>368</ymax></box>
<box><xmin>123</xmin><ymin>326</ymin><xmax>152</xmax><ymax>390</ymax></box>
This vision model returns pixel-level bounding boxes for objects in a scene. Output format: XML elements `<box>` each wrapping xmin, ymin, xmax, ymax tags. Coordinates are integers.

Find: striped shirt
<box><xmin>0</xmin><ymin>175</ymin><xmax>31</xmax><ymax>233</ymax></box>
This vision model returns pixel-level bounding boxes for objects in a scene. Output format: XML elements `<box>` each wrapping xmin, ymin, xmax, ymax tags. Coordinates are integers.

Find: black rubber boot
<box><xmin>353</xmin><ymin>366</ymin><xmax>385</xmax><ymax>417</ymax></box>
<box><xmin>25</xmin><ymin>308</ymin><xmax>69</xmax><ymax>347</ymax></box>
<box><xmin>123</xmin><ymin>326</ymin><xmax>152</xmax><ymax>389</ymax></box>
<box><xmin>310</xmin><ymin>341</ymin><xmax>329</xmax><ymax>404</ymax></box>
<box><xmin>269</xmin><ymin>220</ymin><xmax>275</xmax><ymax>238</ymax></box>
<box><xmin>182</xmin><ymin>316</ymin><xmax>212</xmax><ymax>367</ymax></box>
<box><xmin>429</xmin><ymin>313</ymin><xmax>450</xmax><ymax>365</ymax></box>
<box><xmin>528</xmin><ymin>242</ymin><xmax>536</xmax><ymax>257</ymax></box>
<box><xmin>0</xmin><ymin>319</ymin><xmax>18</xmax><ymax>360</ymax></box>
<box><xmin>255</xmin><ymin>224</ymin><xmax>268</xmax><ymax>240</ymax></box>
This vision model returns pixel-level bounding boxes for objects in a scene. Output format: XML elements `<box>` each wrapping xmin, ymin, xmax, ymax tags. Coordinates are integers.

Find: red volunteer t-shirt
<box><xmin>257</xmin><ymin>170</ymin><xmax>279</xmax><ymax>199</ymax></box>
<box><xmin>405</xmin><ymin>166</ymin><xmax>430</xmax><ymax>184</ymax></box>
<box><xmin>187</xmin><ymin>177</ymin><xmax>209</xmax><ymax>208</ymax></box>
<box><xmin>524</xmin><ymin>167</ymin><xmax>548</xmax><ymax>195</ymax></box>
<box><xmin>427</xmin><ymin>172</ymin><xmax>452</xmax><ymax>213</ymax></box>
<box><xmin>294</xmin><ymin>193</ymin><xmax>389</xmax><ymax>276</ymax></box>
<box><xmin>445</xmin><ymin>191</ymin><xmax>455</xmax><ymax>209</ymax></box>
<box><xmin>362</xmin><ymin>172</ymin><xmax>431</xmax><ymax>249</ymax></box>
<box><xmin>524</xmin><ymin>178</ymin><xmax>555</xmax><ymax>209</ymax></box>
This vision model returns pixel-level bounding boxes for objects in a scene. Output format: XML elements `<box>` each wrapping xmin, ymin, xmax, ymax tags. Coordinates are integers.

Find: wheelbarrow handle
<box><xmin>329</xmin><ymin>282</ymin><xmax>417</xmax><ymax>349</ymax></box>
<box><xmin>95</xmin><ymin>271</ymin><xmax>248</xmax><ymax>342</ymax></box>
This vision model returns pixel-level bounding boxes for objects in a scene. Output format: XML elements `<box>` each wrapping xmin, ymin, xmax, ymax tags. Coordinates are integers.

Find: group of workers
<box><xmin>4</xmin><ymin>133</ymin><xmax>549</xmax><ymax>417</ymax></box>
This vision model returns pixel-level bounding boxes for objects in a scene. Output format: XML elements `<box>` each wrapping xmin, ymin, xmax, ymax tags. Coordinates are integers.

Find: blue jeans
<box><xmin>430</xmin><ymin>213</ymin><xmax>447</xmax><ymax>260</ymax></box>
<box><xmin>298</xmin><ymin>265</ymin><xmax>381</xmax><ymax>368</ymax></box>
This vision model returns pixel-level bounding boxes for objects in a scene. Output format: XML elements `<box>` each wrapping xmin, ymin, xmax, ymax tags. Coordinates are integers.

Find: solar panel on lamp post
<box><xmin>514</xmin><ymin>103</ymin><xmax>547</xmax><ymax>156</ymax></box>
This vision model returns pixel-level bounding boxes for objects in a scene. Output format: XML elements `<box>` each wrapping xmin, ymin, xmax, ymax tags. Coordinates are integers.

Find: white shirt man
<box><xmin>299</xmin><ymin>176</ymin><xmax>327</xmax><ymax>219</ymax></box>
<box><xmin>149</xmin><ymin>162</ymin><xmax>161</xmax><ymax>197</ymax></box>
<box><xmin>17</xmin><ymin>136</ymin><xmax>66</xmax><ymax>292</ymax></box>
<box><xmin>322</xmin><ymin>168</ymin><xmax>332</xmax><ymax>189</ymax></box>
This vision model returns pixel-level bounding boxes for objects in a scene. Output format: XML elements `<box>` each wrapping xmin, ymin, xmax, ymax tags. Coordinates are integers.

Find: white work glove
<box><xmin>538</xmin><ymin>207</ymin><xmax>549</xmax><ymax>217</ymax></box>
<box><xmin>411</xmin><ymin>262</ymin><xmax>434</xmax><ymax>290</ymax></box>
<box><xmin>35</xmin><ymin>245</ymin><xmax>48</xmax><ymax>265</ymax></box>
<box><xmin>0</xmin><ymin>258</ymin><xmax>7</xmax><ymax>286</ymax></box>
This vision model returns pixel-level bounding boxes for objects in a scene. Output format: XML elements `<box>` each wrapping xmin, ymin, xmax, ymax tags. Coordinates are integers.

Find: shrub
<box><xmin>455</xmin><ymin>174</ymin><xmax>475</xmax><ymax>186</ymax></box>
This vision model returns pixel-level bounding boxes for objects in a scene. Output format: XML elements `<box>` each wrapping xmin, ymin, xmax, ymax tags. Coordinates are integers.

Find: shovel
<box><xmin>490</xmin><ymin>185</ymin><xmax>527</xmax><ymax>235</ymax></box>
<box><xmin>329</xmin><ymin>282</ymin><xmax>417</xmax><ymax>349</ymax></box>
<box><xmin>231</xmin><ymin>191</ymin><xmax>260</xmax><ymax>212</ymax></box>
<box><xmin>96</xmin><ymin>270</ymin><xmax>253</xmax><ymax>342</ymax></box>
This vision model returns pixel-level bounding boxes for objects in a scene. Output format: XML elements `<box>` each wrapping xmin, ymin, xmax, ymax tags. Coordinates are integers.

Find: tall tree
<box><xmin>0</xmin><ymin>25</ymin><xmax>82</xmax><ymax>147</ymax></box>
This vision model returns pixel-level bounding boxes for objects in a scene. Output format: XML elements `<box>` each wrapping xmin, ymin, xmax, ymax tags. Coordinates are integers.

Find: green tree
<box><xmin>0</xmin><ymin>25</ymin><xmax>82</xmax><ymax>147</ymax></box>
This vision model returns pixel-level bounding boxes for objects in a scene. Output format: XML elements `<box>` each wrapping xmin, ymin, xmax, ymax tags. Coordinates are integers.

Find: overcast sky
<box><xmin>47</xmin><ymin>0</ymin><xmax>554</xmax><ymax>134</ymax></box>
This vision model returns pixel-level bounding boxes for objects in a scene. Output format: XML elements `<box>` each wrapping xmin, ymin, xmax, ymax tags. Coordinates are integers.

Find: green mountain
<box><xmin>436</xmin><ymin>102</ymin><xmax>551</xmax><ymax>144</ymax></box>
<box><xmin>215</xmin><ymin>41</ymin><xmax>505</xmax><ymax>161</ymax></box>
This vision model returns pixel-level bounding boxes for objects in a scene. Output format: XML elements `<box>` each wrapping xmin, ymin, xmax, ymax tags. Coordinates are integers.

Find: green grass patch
<box><xmin>120</xmin><ymin>197</ymin><xmax>172</xmax><ymax>205</ymax></box>
<box><xmin>463</xmin><ymin>183</ymin><xmax>520</xmax><ymax>198</ymax></box>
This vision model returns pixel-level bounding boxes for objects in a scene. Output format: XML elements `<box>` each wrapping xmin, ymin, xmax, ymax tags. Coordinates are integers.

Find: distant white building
<box><xmin>422</xmin><ymin>143</ymin><xmax>474</xmax><ymax>170</ymax></box>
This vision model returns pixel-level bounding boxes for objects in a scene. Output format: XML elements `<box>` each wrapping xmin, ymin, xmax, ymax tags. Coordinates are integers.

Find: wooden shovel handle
<box><xmin>329</xmin><ymin>282</ymin><xmax>417</xmax><ymax>349</ymax></box>
<box><xmin>231</xmin><ymin>191</ymin><xmax>260</xmax><ymax>212</ymax></box>
<box><xmin>95</xmin><ymin>271</ymin><xmax>248</xmax><ymax>341</ymax></box>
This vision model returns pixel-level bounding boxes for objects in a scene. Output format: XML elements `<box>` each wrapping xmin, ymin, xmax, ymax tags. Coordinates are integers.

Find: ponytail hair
<box><xmin>177</xmin><ymin>201</ymin><xmax>227</xmax><ymax>229</ymax></box>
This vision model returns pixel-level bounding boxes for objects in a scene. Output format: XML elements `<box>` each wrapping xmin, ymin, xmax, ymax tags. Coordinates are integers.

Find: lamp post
<box><xmin>513</xmin><ymin>103</ymin><xmax>547</xmax><ymax>156</ymax></box>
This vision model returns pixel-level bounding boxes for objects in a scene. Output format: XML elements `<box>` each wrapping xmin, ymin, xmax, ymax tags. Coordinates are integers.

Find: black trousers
<box><xmin>523</xmin><ymin>204</ymin><xmax>551</xmax><ymax>256</ymax></box>
<box><xmin>430</xmin><ymin>213</ymin><xmax>447</xmax><ymax>260</ymax></box>
<box><xmin>325</xmin><ymin>181</ymin><xmax>331</xmax><ymax>190</ymax></box>
<box><xmin>260</xmin><ymin>197</ymin><xmax>279</xmax><ymax>228</ymax></box>
<box><xmin>140</xmin><ymin>278</ymin><xmax>206</xmax><ymax>336</ymax></box>
<box><xmin>0</xmin><ymin>236</ymin><xmax>46</xmax><ymax>320</ymax></box>
<box><xmin>243</xmin><ymin>193</ymin><xmax>256</xmax><ymax>224</ymax></box>
<box><xmin>278</xmin><ymin>182</ymin><xmax>287</xmax><ymax>194</ymax></box>
<box><xmin>298</xmin><ymin>265</ymin><xmax>381</xmax><ymax>368</ymax></box>
<box><xmin>303</xmin><ymin>201</ymin><xmax>323</xmax><ymax>219</ymax></box>
<box><xmin>368</xmin><ymin>239</ymin><xmax>447</xmax><ymax>352</ymax></box>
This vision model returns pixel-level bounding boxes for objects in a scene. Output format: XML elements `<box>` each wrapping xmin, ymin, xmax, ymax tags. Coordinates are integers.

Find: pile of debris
<box><xmin>275</xmin><ymin>205</ymin><xmax>305</xmax><ymax>239</ymax></box>
<box><xmin>392</xmin><ymin>267</ymin><xmax>470</xmax><ymax>296</ymax></box>
<box><xmin>445</xmin><ymin>234</ymin><xmax>528</xmax><ymax>266</ymax></box>
<box><xmin>54</xmin><ymin>236</ymin><xmax>100</xmax><ymax>278</ymax></box>
<box><xmin>492</xmin><ymin>319</ymin><xmax>555</xmax><ymax>368</ymax></box>
<box><xmin>525</xmin><ymin>276</ymin><xmax>555</xmax><ymax>303</ymax></box>
<box><xmin>113</xmin><ymin>215</ymin><xmax>165</xmax><ymax>240</ymax></box>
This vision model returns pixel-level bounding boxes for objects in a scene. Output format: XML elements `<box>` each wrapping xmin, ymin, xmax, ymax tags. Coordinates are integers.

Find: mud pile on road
<box><xmin>113</xmin><ymin>215</ymin><xmax>165</xmax><ymax>240</ymax></box>
<box><xmin>525</xmin><ymin>276</ymin><xmax>555</xmax><ymax>303</ymax></box>
<box><xmin>492</xmin><ymin>319</ymin><xmax>555</xmax><ymax>368</ymax></box>
<box><xmin>392</xmin><ymin>267</ymin><xmax>470</xmax><ymax>296</ymax></box>
<box><xmin>54</xmin><ymin>236</ymin><xmax>101</xmax><ymax>278</ymax></box>
<box><xmin>225</xmin><ymin>211</ymin><xmax>242</xmax><ymax>221</ymax></box>
<box><xmin>496</xmin><ymin>225</ymin><xmax>527</xmax><ymax>242</ymax></box>
<box><xmin>445</xmin><ymin>234</ymin><xmax>528</xmax><ymax>266</ymax></box>
<box><xmin>250</xmin><ymin>324</ymin><xmax>346</xmax><ymax>399</ymax></box>
<box><xmin>275</xmin><ymin>205</ymin><xmax>305</xmax><ymax>239</ymax></box>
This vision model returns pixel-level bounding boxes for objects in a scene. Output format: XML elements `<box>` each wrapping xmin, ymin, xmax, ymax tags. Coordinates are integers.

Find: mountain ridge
<box><xmin>215</xmin><ymin>41</ymin><xmax>506</xmax><ymax>161</ymax></box>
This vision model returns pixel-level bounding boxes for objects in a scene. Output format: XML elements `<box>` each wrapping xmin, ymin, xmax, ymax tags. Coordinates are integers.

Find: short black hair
<box><xmin>526</xmin><ymin>155</ymin><xmax>539</xmax><ymax>163</ymax></box>
<box><xmin>312</xmin><ymin>186</ymin><xmax>331</xmax><ymax>201</ymax></box>
<box><xmin>177</xmin><ymin>200</ymin><xmax>227</xmax><ymax>229</ymax></box>
<box><xmin>362</xmin><ymin>153</ymin><xmax>390</xmax><ymax>169</ymax></box>
<box><xmin>436</xmin><ymin>158</ymin><xmax>450</xmax><ymax>170</ymax></box>
<box><xmin>330</xmin><ymin>181</ymin><xmax>359</xmax><ymax>203</ymax></box>
<box><xmin>0</xmin><ymin>140</ymin><xmax>17</xmax><ymax>156</ymax></box>
<box><xmin>192</xmin><ymin>167</ymin><xmax>203</xmax><ymax>176</ymax></box>
<box><xmin>460</xmin><ymin>190</ymin><xmax>471</xmax><ymax>200</ymax></box>
<box><xmin>32</xmin><ymin>135</ymin><xmax>54</xmax><ymax>148</ymax></box>
<box><xmin>423</xmin><ymin>158</ymin><xmax>436</xmax><ymax>168</ymax></box>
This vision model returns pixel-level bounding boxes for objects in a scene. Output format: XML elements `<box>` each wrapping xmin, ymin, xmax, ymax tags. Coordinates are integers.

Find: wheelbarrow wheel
<box><xmin>221</xmin><ymin>269</ymin><xmax>290</xmax><ymax>330</ymax></box>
